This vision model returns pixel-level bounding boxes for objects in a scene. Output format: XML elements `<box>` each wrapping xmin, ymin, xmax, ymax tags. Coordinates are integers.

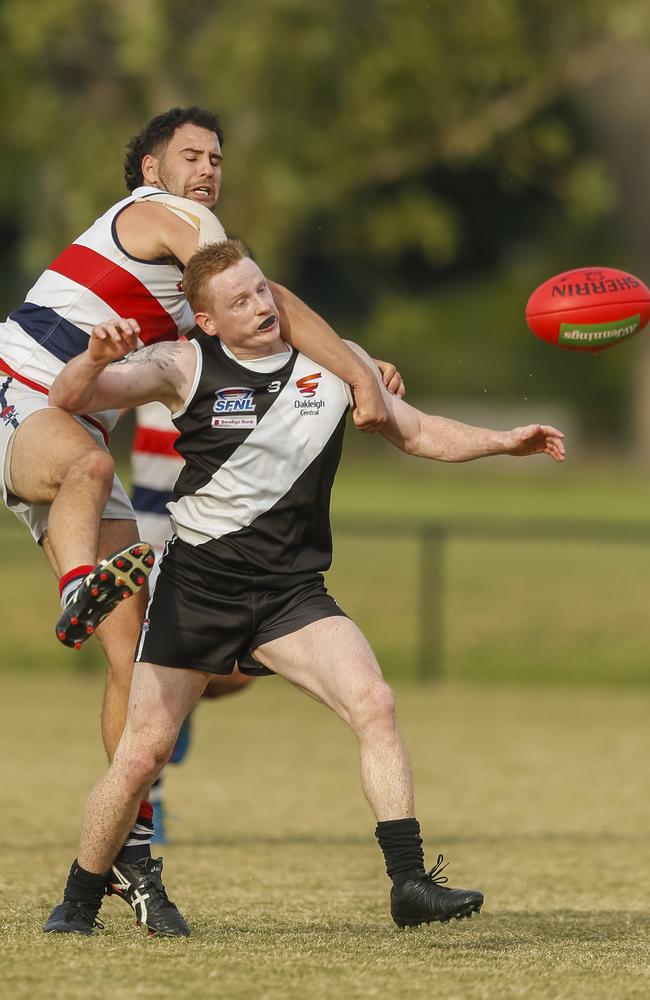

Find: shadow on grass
<box><xmin>3</xmin><ymin>829</ymin><xmax>648</xmax><ymax>852</ymax></box>
<box><xmin>11</xmin><ymin>906</ymin><xmax>649</xmax><ymax>954</ymax></box>
<box><xmin>155</xmin><ymin>829</ymin><xmax>649</xmax><ymax>849</ymax></box>
<box><xmin>176</xmin><ymin>910</ymin><xmax>650</xmax><ymax>949</ymax></box>
<box><xmin>465</xmin><ymin>910</ymin><xmax>650</xmax><ymax>945</ymax></box>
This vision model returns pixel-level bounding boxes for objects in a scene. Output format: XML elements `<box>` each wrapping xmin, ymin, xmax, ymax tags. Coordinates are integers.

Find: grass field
<box><xmin>1</xmin><ymin>458</ymin><xmax>650</xmax><ymax>997</ymax></box>
<box><xmin>3</xmin><ymin>457</ymin><xmax>650</xmax><ymax>683</ymax></box>
<box><xmin>1</xmin><ymin>672</ymin><xmax>649</xmax><ymax>1000</ymax></box>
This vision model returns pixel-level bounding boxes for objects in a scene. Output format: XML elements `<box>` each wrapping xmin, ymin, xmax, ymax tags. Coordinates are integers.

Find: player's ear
<box><xmin>141</xmin><ymin>154</ymin><xmax>160</xmax><ymax>186</ymax></box>
<box><xmin>194</xmin><ymin>311</ymin><xmax>218</xmax><ymax>337</ymax></box>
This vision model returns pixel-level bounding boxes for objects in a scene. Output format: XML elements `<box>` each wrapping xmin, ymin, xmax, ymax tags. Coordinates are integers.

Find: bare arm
<box><xmin>346</xmin><ymin>342</ymin><xmax>566</xmax><ymax>463</ymax></box>
<box><xmin>116</xmin><ymin>204</ymin><xmax>389</xmax><ymax>429</ymax></box>
<box><xmin>269</xmin><ymin>282</ymin><xmax>388</xmax><ymax>431</ymax></box>
<box><xmin>115</xmin><ymin>200</ymin><xmax>213</xmax><ymax>264</ymax></box>
<box><xmin>49</xmin><ymin>320</ymin><xmax>195</xmax><ymax>415</ymax></box>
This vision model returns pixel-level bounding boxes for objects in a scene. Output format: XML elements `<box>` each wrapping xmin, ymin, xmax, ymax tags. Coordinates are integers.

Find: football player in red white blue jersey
<box><xmin>0</xmin><ymin>106</ymin><xmax>389</xmax><ymax>936</ymax></box>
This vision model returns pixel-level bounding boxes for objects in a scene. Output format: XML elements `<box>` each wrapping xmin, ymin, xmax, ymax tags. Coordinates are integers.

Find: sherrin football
<box><xmin>525</xmin><ymin>266</ymin><xmax>650</xmax><ymax>352</ymax></box>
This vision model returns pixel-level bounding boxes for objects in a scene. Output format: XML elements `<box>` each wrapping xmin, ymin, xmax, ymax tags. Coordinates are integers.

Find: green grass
<box><xmin>1</xmin><ymin>672</ymin><xmax>649</xmax><ymax>1000</ymax></box>
<box><xmin>3</xmin><ymin>457</ymin><xmax>650</xmax><ymax>682</ymax></box>
<box><xmin>0</xmin><ymin>512</ymin><xmax>105</xmax><ymax>674</ymax></box>
<box><xmin>328</xmin><ymin>458</ymin><xmax>650</xmax><ymax>684</ymax></box>
<box><xmin>2</xmin><ymin>458</ymin><xmax>649</xmax><ymax>996</ymax></box>
<box><xmin>330</xmin><ymin>447</ymin><xmax>650</xmax><ymax>521</ymax></box>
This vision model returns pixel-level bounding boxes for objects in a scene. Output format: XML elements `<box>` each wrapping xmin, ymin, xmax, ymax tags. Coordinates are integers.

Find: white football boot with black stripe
<box><xmin>56</xmin><ymin>543</ymin><xmax>155</xmax><ymax>649</ymax></box>
<box><xmin>107</xmin><ymin>857</ymin><xmax>191</xmax><ymax>937</ymax></box>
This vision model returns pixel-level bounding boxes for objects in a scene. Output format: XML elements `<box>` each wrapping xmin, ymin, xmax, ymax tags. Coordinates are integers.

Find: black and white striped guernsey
<box><xmin>167</xmin><ymin>335</ymin><xmax>352</xmax><ymax>574</ymax></box>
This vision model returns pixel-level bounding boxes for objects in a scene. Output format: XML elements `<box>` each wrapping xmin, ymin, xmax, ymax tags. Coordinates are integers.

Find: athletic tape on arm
<box><xmin>149</xmin><ymin>194</ymin><xmax>227</xmax><ymax>247</ymax></box>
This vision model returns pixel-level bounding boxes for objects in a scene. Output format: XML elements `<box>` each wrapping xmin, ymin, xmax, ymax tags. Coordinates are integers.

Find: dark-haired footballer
<box><xmin>0</xmin><ymin>106</ymin><xmax>393</xmax><ymax>936</ymax></box>
<box><xmin>44</xmin><ymin>238</ymin><xmax>565</xmax><ymax>935</ymax></box>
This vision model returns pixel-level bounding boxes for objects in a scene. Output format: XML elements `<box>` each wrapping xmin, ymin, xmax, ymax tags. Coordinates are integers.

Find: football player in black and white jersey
<box><xmin>45</xmin><ymin>240</ymin><xmax>565</xmax><ymax>935</ymax></box>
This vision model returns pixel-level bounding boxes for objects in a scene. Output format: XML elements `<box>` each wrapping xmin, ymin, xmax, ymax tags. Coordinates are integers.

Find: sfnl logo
<box><xmin>212</xmin><ymin>386</ymin><xmax>257</xmax><ymax>429</ymax></box>
<box><xmin>213</xmin><ymin>387</ymin><xmax>256</xmax><ymax>413</ymax></box>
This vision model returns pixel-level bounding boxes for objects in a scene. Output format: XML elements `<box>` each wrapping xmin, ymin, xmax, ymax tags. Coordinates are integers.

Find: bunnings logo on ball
<box><xmin>559</xmin><ymin>314</ymin><xmax>640</xmax><ymax>346</ymax></box>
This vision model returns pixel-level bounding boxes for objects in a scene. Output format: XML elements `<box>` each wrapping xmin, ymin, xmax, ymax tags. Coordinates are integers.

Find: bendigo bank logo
<box><xmin>295</xmin><ymin>373</ymin><xmax>322</xmax><ymax>398</ymax></box>
<box><xmin>213</xmin><ymin>387</ymin><xmax>256</xmax><ymax>414</ymax></box>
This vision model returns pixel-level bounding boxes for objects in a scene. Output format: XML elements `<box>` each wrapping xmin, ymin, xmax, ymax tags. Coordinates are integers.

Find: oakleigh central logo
<box><xmin>295</xmin><ymin>373</ymin><xmax>322</xmax><ymax>398</ymax></box>
<box><xmin>295</xmin><ymin>372</ymin><xmax>325</xmax><ymax>416</ymax></box>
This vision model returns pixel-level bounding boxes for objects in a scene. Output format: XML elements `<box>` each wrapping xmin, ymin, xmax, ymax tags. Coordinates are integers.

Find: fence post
<box><xmin>418</xmin><ymin>523</ymin><xmax>445</xmax><ymax>682</ymax></box>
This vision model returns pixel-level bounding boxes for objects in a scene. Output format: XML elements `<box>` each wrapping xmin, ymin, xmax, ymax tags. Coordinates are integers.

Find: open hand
<box><xmin>501</xmin><ymin>424</ymin><xmax>565</xmax><ymax>462</ymax></box>
<box><xmin>89</xmin><ymin>319</ymin><xmax>141</xmax><ymax>364</ymax></box>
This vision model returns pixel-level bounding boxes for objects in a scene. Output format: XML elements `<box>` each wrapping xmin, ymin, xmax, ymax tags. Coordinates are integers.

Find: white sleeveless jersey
<box><xmin>167</xmin><ymin>338</ymin><xmax>353</xmax><ymax>574</ymax></box>
<box><xmin>0</xmin><ymin>186</ymin><xmax>225</xmax><ymax>432</ymax></box>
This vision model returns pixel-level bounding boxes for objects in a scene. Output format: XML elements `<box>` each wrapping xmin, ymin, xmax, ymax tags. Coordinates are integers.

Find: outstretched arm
<box><xmin>346</xmin><ymin>342</ymin><xmax>565</xmax><ymax>463</ymax></box>
<box><xmin>49</xmin><ymin>320</ymin><xmax>194</xmax><ymax>415</ymax></box>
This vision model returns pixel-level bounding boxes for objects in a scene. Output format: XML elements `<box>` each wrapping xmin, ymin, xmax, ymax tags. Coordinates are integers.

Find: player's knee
<box><xmin>352</xmin><ymin>680</ymin><xmax>396</xmax><ymax>732</ymax></box>
<box><xmin>76</xmin><ymin>448</ymin><xmax>114</xmax><ymax>491</ymax></box>
<box><xmin>119</xmin><ymin>741</ymin><xmax>169</xmax><ymax>792</ymax></box>
<box><xmin>371</xmin><ymin>681</ymin><xmax>396</xmax><ymax>725</ymax></box>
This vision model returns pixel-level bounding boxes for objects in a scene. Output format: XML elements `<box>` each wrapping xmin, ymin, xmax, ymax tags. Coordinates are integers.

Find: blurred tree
<box><xmin>1</xmin><ymin>0</ymin><xmax>649</xmax><ymax>441</ymax></box>
<box><xmin>582</xmin><ymin>56</ymin><xmax>650</xmax><ymax>461</ymax></box>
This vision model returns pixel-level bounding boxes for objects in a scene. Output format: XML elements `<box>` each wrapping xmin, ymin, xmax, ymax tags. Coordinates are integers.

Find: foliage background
<box><xmin>2</xmin><ymin>15</ymin><xmax>650</xmax><ymax>997</ymax></box>
<box><xmin>2</xmin><ymin>0</ymin><xmax>650</xmax><ymax>447</ymax></box>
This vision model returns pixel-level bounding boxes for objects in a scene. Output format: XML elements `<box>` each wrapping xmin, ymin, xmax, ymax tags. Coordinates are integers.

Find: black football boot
<box><xmin>390</xmin><ymin>854</ymin><xmax>484</xmax><ymax>928</ymax></box>
<box><xmin>107</xmin><ymin>857</ymin><xmax>190</xmax><ymax>937</ymax></box>
<box><xmin>56</xmin><ymin>543</ymin><xmax>155</xmax><ymax>649</ymax></box>
<box><xmin>44</xmin><ymin>899</ymin><xmax>105</xmax><ymax>935</ymax></box>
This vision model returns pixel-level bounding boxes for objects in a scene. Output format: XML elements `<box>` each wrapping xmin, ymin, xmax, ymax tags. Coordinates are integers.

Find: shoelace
<box><xmin>424</xmin><ymin>854</ymin><xmax>449</xmax><ymax>885</ymax></box>
<box><xmin>135</xmin><ymin>871</ymin><xmax>177</xmax><ymax>910</ymax></box>
<box><xmin>67</xmin><ymin>901</ymin><xmax>105</xmax><ymax>930</ymax></box>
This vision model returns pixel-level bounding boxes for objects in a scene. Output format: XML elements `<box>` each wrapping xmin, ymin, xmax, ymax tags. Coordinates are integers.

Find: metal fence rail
<box><xmin>332</xmin><ymin>517</ymin><xmax>650</xmax><ymax>682</ymax></box>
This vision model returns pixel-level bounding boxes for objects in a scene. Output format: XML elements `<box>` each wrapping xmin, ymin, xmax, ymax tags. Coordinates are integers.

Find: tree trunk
<box><xmin>582</xmin><ymin>50</ymin><xmax>650</xmax><ymax>464</ymax></box>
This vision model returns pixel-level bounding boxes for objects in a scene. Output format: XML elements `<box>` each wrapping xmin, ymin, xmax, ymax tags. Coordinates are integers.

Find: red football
<box><xmin>525</xmin><ymin>266</ymin><xmax>650</xmax><ymax>352</ymax></box>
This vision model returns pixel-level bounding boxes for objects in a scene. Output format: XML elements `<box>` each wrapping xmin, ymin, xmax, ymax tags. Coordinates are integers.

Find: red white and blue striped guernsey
<box><xmin>0</xmin><ymin>185</ymin><xmax>226</xmax><ymax>437</ymax></box>
<box><xmin>131</xmin><ymin>401</ymin><xmax>183</xmax><ymax>565</ymax></box>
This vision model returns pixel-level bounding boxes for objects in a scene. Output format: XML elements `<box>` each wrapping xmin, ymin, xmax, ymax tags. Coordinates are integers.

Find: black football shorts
<box><xmin>136</xmin><ymin>536</ymin><xmax>347</xmax><ymax>675</ymax></box>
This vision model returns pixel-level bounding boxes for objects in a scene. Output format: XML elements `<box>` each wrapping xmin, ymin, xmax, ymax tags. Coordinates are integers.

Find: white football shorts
<box><xmin>0</xmin><ymin>375</ymin><xmax>135</xmax><ymax>544</ymax></box>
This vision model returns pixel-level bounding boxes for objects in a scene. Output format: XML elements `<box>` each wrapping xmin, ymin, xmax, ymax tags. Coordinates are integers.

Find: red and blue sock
<box><xmin>116</xmin><ymin>800</ymin><xmax>154</xmax><ymax>864</ymax></box>
<box><xmin>59</xmin><ymin>565</ymin><xmax>94</xmax><ymax>609</ymax></box>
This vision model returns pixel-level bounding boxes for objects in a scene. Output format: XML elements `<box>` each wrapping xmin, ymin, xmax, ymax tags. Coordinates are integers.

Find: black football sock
<box><xmin>375</xmin><ymin>817</ymin><xmax>426</xmax><ymax>886</ymax></box>
<box><xmin>63</xmin><ymin>860</ymin><xmax>108</xmax><ymax>905</ymax></box>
